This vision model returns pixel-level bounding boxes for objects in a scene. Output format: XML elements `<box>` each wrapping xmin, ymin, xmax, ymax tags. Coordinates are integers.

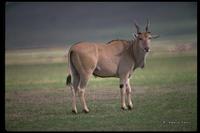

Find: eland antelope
<box><xmin>66</xmin><ymin>19</ymin><xmax>159</xmax><ymax>114</ymax></box>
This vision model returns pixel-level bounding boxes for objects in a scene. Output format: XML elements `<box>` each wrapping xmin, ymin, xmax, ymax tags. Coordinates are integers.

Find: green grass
<box><xmin>5</xmin><ymin>47</ymin><xmax>197</xmax><ymax>131</ymax></box>
<box><xmin>6</xmin><ymin>53</ymin><xmax>196</xmax><ymax>90</ymax></box>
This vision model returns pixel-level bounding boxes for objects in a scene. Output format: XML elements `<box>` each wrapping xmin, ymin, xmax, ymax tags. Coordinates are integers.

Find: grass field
<box><xmin>5</xmin><ymin>43</ymin><xmax>197</xmax><ymax>131</ymax></box>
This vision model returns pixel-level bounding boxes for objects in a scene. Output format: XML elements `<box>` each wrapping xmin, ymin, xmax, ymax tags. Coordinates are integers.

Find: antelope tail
<box><xmin>66</xmin><ymin>49</ymin><xmax>72</xmax><ymax>86</ymax></box>
<box><xmin>66</xmin><ymin>74</ymin><xmax>71</xmax><ymax>86</ymax></box>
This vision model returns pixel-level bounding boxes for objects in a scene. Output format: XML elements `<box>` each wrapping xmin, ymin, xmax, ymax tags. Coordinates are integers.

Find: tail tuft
<box><xmin>66</xmin><ymin>75</ymin><xmax>71</xmax><ymax>86</ymax></box>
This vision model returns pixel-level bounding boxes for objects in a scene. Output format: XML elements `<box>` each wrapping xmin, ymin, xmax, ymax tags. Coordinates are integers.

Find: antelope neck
<box><xmin>130</xmin><ymin>39</ymin><xmax>146</xmax><ymax>69</ymax></box>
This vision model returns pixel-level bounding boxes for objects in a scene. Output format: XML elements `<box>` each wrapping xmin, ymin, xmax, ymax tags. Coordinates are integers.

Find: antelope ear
<box><xmin>132</xmin><ymin>33</ymin><xmax>138</xmax><ymax>39</ymax></box>
<box><xmin>152</xmin><ymin>35</ymin><xmax>160</xmax><ymax>39</ymax></box>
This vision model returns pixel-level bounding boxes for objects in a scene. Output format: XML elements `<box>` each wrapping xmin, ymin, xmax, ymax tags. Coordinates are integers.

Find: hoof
<box><xmin>82</xmin><ymin>109</ymin><xmax>89</xmax><ymax>113</ymax></box>
<box><xmin>72</xmin><ymin>110</ymin><xmax>78</xmax><ymax>114</ymax></box>
<box><xmin>121</xmin><ymin>106</ymin><xmax>128</xmax><ymax>110</ymax></box>
<box><xmin>127</xmin><ymin>105</ymin><xmax>133</xmax><ymax>110</ymax></box>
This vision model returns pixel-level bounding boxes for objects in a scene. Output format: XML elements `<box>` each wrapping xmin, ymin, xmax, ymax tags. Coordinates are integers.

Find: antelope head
<box><xmin>133</xmin><ymin>19</ymin><xmax>159</xmax><ymax>53</ymax></box>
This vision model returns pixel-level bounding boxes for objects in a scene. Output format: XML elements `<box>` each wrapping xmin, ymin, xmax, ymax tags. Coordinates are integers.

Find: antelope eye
<box><xmin>139</xmin><ymin>38</ymin><xmax>143</xmax><ymax>40</ymax></box>
<box><xmin>149</xmin><ymin>37</ymin><xmax>152</xmax><ymax>39</ymax></box>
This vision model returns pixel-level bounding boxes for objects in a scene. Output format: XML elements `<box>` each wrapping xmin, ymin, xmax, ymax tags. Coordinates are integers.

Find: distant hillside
<box><xmin>6</xmin><ymin>2</ymin><xmax>197</xmax><ymax>50</ymax></box>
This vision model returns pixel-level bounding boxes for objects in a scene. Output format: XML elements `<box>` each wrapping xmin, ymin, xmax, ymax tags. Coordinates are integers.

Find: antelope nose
<box><xmin>144</xmin><ymin>47</ymin><xmax>150</xmax><ymax>52</ymax></box>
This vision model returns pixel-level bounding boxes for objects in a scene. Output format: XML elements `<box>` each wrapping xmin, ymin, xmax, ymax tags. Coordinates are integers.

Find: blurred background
<box><xmin>6</xmin><ymin>2</ymin><xmax>197</xmax><ymax>49</ymax></box>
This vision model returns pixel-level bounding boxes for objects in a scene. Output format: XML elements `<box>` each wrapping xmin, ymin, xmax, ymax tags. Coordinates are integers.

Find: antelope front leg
<box><xmin>126</xmin><ymin>79</ymin><xmax>133</xmax><ymax>110</ymax></box>
<box><xmin>119</xmin><ymin>77</ymin><xmax>128</xmax><ymax>110</ymax></box>
<box><xmin>120</xmin><ymin>84</ymin><xmax>127</xmax><ymax>110</ymax></box>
